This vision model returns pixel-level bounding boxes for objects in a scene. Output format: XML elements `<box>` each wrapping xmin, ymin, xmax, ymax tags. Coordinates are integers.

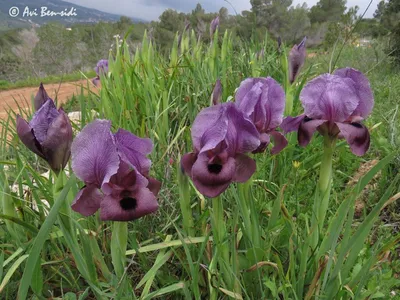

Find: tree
<box><xmin>283</xmin><ymin>4</ymin><xmax>311</xmax><ymax>43</ymax></box>
<box><xmin>309</xmin><ymin>0</ymin><xmax>347</xmax><ymax>24</ymax></box>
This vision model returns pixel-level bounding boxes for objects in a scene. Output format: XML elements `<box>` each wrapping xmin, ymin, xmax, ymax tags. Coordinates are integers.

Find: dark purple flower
<box><xmin>281</xmin><ymin>68</ymin><xmax>374</xmax><ymax>156</ymax></box>
<box><xmin>34</xmin><ymin>83</ymin><xmax>51</xmax><ymax>111</ymax></box>
<box><xmin>211</xmin><ymin>79</ymin><xmax>222</xmax><ymax>105</ymax></box>
<box><xmin>289</xmin><ymin>37</ymin><xmax>306</xmax><ymax>84</ymax></box>
<box><xmin>235</xmin><ymin>77</ymin><xmax>288</xmax><ymax>154</ymax></box>
<box><xmin>210</xmin><ymin>16</ymin><xmax>220</xmax><ymax>37</ymax></box>
<box><xmin>181</xmin><ymin>103</ymin><xmax>260</xmax><ymax>198</ymax></box>
<box><xmin>71</xmin><ymin>120</ymin><xmax>160</xmax><ymax>221</ymax></box>
<box><xmin>16</xmin><ymin>99</ymin><xmax>72</xmax><ymax>174</ymax></box>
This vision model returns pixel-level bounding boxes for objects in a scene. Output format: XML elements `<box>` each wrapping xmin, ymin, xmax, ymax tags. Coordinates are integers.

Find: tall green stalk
<box><xmin>311</xmin><ymin>135</ymin><xmax>336</xmax><ymax>248</ymax></box>
<box><xmin>210</xmin><ymin>196</ymin><xmax>232</xmax><ymax>292</ymax></box>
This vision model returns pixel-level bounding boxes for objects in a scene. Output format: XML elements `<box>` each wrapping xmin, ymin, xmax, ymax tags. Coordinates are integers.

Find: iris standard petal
<box><xmin>334</xmin><ymin>67</ymin><xmax>374</xmax><ymax>119</ymax></box>
<box><xmin>71</xmin><ymin>119</ymin><xmax>120</xmax><ymax>187</ymax></box>
<box><xmin>34</xmin><ymin>83</ymin><xmax>50</xmax><ymax>111</ymax></box>
<box><xmin>191</xmin><ymin>153</ymin><xmax>236</xmax><ymax>198</ymax></box>
<box><xmin>16</xmin><ymin>115</ymin><xmax>45</xmax><ymax>158</ymax></box>
<box><xmin>99</xmin><ymin>188</ymin><xmax>158</xmax><ymax>221</ymax></box>
<box><xmin>336</xmin><ymin>122</ymin><xmax>370</xmax><ymax>156</ymax></box>
<box><xmin>227</xmin><ymin>104</ymin><xmax>260</xmax><ymax>153</ymax></box>
<box><xmin>71</xmin><ymin>185</ymin><xmax>103</xmax><ymax>216</ymax></box>
<box><xmin>192</xmin><ymin>104</ymin><xmax>227</xmax><ymax>151</ymax></box>
<box><xmin>298</xmin><ymin>118</ymin><xmax>327</xmax><ymax>147</ymax></box>
<box><xmin>41</xmin><ymin>110</ymin><xmax>73</xmax><ymax>173</ymax></box>
<box><xmin>270</xmin><ymin>131</ymin><xmax>288</xmax><ymax>155</ymax></box>
<box><xmin>233</xmin><ymin>154</ymin><xmax>256</xmax><ymax>182</ymax></box>
<box><xmin>29</xmin><ymin>99</ymin><xmax>60</xmax><ymax>143</ymax></box>
<box><xmin>115</xmin><ymin>129</ymin><xmax>153</xmax><ymax>175</ymax></box>
<box><xmin>300</xmin><ymin>74</ymin><xmax>359</xmax><ymax>122</ymax></box>
<box><xmin>196</xmin><ymin>105</ymin><xmax>229</xmax><ymax>153</ymax></box>
<box><xmin>235</xmin><ymin>79</ymin><xmax>265</xmax><ymax>116</ymax></box>
<box><xmin>261</xmin><ymin>77</ymin><xmax>286</xmax><ymax>130</ymax></box>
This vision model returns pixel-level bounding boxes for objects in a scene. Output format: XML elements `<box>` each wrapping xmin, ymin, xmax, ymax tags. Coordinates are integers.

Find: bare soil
<box><xmin>0</xmin><ymin>79</ymin><xmax>97</xmax><ymax>119</ymax></box>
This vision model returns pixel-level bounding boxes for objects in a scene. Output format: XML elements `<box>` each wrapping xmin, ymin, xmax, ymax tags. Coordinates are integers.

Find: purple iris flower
<box><xmin>235</xmin><ymin>77</ymin><xmax>288</xmax><ymax>154</ymax></box>
<box><xmin>281</xmin><ymin>68</ymin><xmax>374</xmax><ymax>156</ymax></box>
<box><xmin>16</xmin><ymin>98</ymin><xmax>73</xmax><ymax>174</ymax></box>
<box><xmin>181</xmin><ymin>103</ymin><xmax>260</xmax><ymax>198</ymax></box>
<box><xmin>34</xmin><ymin>83</ymin><xmax>51</xmax><ymax>111</ymax></box>
<box><xmin>71</xmin><ymin>120</ymin><xmax>160</xmax><ymax>221</ymax></box>
<box><xmin>211</xmin><ymin>79</ymin><xmax>222</xmax><ymax>105</ymax></box>
<box><xmin>92</xmin><ymin>59</ymin><xmax>109</xmax><ymax>87</ymax></box>
<box><xmin>210</xmin><ymin>16</ymin><xmax>220</xmax><ymax>37</ymax></box>
<box><xmin>289</xmin><ymin>37</ymin><xmax>306</xmax><ymax>84</ymax></box>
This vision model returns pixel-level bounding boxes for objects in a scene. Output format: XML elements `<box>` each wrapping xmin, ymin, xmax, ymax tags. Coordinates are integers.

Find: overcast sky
<box><xmin>66</xmin><ymin>0</ymin><xmax>378</xmax><ymax>21</ymax></box>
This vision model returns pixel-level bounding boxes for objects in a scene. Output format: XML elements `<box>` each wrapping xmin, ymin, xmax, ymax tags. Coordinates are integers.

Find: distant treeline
<box><xmin>0</xmin><ymin>0</ymin><xmax>397</xmax><ymax>82</ymax></box>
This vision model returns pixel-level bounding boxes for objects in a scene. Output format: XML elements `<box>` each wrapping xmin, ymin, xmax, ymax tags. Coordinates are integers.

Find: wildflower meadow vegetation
<box><xmin>1</xmin><ymin>17</ymin><xmax>400</xmax><ymax>300</ymax></box>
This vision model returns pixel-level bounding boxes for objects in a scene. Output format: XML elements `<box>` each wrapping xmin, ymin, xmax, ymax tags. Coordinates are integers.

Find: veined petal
<box><xmin>192</xmin><ymin>104</ymin><xmax>228</xmax><ymax>152</ymax></box>
<box><xmin>261</xmin><ymin>77</ymin><xmax>286</xmax><ymax>131</ymax></box>
<box><xmin>235</xmin><ymin>79</ymin><xmax>265</xmax><ymax>116</ymax></box>
<box><xmin>115</xmin><ymin>128</ymin><xmax>153</xmax><ymax>175</ymax></box>
<box><xmin>300</xmin><ymin>74</ymin><xmax>359</xmax><ymax>122</ymax></box>
<box><xmin>334</xmin><ymin>67</ymin><xmax>374</xmax><ymax>118</ymax></box>
<box><xmin>298</xmin><ymin>118</ymin><xmax>327</xmax><ymax>147</ymax></box>
<box><xmin>336</xmin><ymin>122</ymin><xmax>370</xmax><ymax>156</ymax></box>
<box><xmin>71</xmin><ymin>185</ymin><xmax>103</xmax><ymax>216</ymax></box>
<box><xmin>227</xmin><ymin>104</ymin><xmax>260</xmax><ymax>153</ymax></box>
<box><xmin>29</xmin><ymin>99</ymin><xmax>59</xmax><ymax>144</ymax></box>
<box><xmin>16</xmin><ymin>115</ymin><xmax>45</xmax><ymax>158</ymax></box>
<box><xmin>71</xmin><ymin>120</ymin><xmax>120</xmax><ymax>187</ymax></box>
<box><xmin>99</xmin><ymin>188</ymin><xmax>158</xmax><ymax>221</ymax></box>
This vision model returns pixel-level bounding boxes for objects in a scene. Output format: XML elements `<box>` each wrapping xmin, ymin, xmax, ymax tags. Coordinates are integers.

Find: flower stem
<box><xmin>311</xmin><ymin>135</ymin><xmax>336</xmax><ymax>248</ymax></box>
<box><xmin>211</xmin><ymin>196</ymin><xmax>231</xmax><ymax>290</ymax></box>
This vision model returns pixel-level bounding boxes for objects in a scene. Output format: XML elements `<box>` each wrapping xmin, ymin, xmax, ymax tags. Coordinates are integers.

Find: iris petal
<box><xmin>233</xmin><ymin>154</ymin><xmax>256</xmax><ymax>182</ymax></box>
<box><xmin>42</xmin><ymin>111</ymin><xmax>73</xmax><ymax>173</ymax></box>
<box><xmin>298</xmin><ymin>119</ymin><xmax>327</xmax><ymax>147</ymax></box>
<box><xmin>336</xmin><ymin>122</ymin><xmax>370</xmax><ymax>156</ymax></box>
<box><xmin>300</xmin><ymin>74</ymin><xmax>359</xmax><ymax>122</ymax></box>
<box><xmin>100</xmin><ymin>188</ymin><xmax>158</xmax><ymax>221</ymax></box>
<box><xmin>16</xmin><ymin>115</ymin><xmax>45</xmax><ymax>158</ymax></box>
<box><xmin>71</xmin><ymin>185</ymin><xmax>103</xmax><ymax>216</ymax></box>
<box><xmin>334</xmin><ymin>67</ymin><xmax>374</xmax><ymax>119</ymax></box>
<box><xmin>71</xmin><ymin>120</ymin><xmax>120</xmax><ymax>187</ymax></box>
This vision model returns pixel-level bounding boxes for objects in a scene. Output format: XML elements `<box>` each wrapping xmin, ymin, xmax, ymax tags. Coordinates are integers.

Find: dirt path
<box><xmin>0</xmin><ymin>79</ymin><xmax>97</xmax><ymax>119</ymax></box>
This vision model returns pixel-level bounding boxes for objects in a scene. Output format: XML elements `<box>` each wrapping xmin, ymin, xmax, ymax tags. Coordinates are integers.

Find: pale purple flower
<box><xmin>210</xmin><ymin>16</ymin><xmax>220</xmax><ymax>37</ymax></box>
<box><xmin>16</xmin><ymin>98</ymin><xmax>73</xmax><ymax>173</ymax></box>
<box><xmin>34</xmin><ymin>83</ymin><xmax>51</xmax><ymax>111</ymax></box>
<box><xmin>211</xmin><ymin>79</ymin><xmax>222</xmax><ymax>105</ymax></box>
<box><xmin>181</xmin><ymin>103</ymin><xmax>260</xmax><ymax>198</ymax></box>
<box><xmin>92</xmin><ymin>59</ymin><xmax>108</xmax><ymax>87</ymax></box>
<box><xmin>289</xmin><ymin>37</ymin><xmax>306</xmax><ymax>84</ymax></box>
<box><xmin>281</xmin><ymin>68</ymin><xmax>374</xmax><ymax>156</ymax></box>
<box><xmin>256</xmin><ymin>48</ymin><xmax>265</xmax><ymax>60</ymax></box>
<box><xmin>71</xmin><ymin>120</ymin><xmax>160</xmax><ymax>221</ymax></box>
<box><xmin>235</xmin><ymin>77</ymin><xmax>288</xmax><ymax>154</ymax></box>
